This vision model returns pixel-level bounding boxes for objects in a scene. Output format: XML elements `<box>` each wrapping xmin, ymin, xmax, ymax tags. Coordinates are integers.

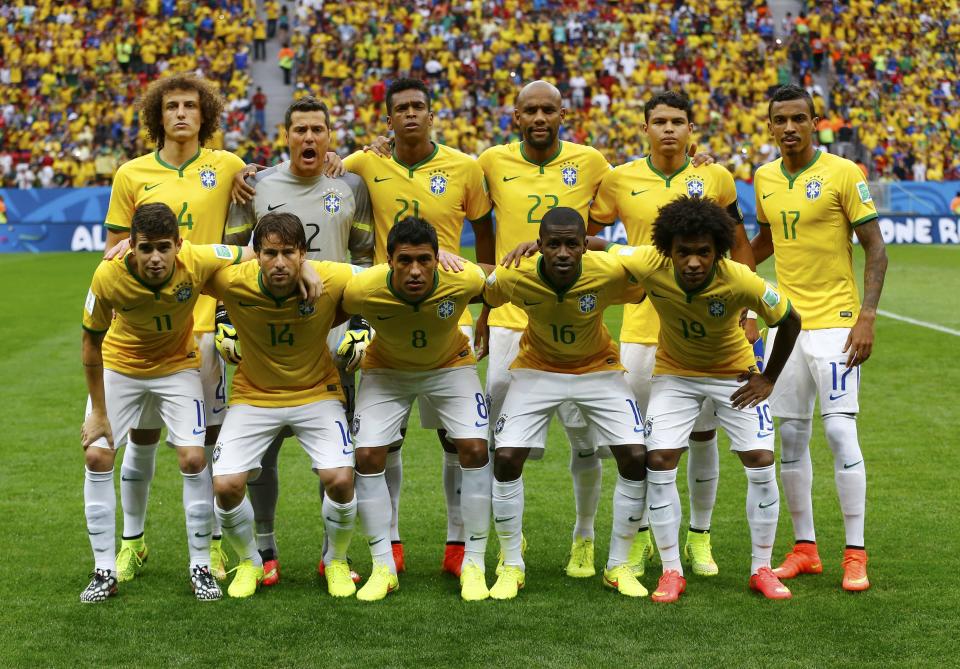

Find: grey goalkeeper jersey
<box><xmin>226</xmin><ymin>162</ymin><xmax>374</xmax><ymax>266</ymax></box>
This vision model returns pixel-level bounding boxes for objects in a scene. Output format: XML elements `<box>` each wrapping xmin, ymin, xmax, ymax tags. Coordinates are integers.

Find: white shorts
<box><xmin>766</xmin><ymin>327</ymin><xmax>860</xmax><ymax>419</ymax></box>
<box><xmin>493</xmin><ymin>370</ymin><xmax>644</xmax><ymax>451</ymax></box>
<box><xmin>90</xmin><ymin>369</ymin><xmax>206</xmax><ymax>450</ymax></box>
<box><xmin>212</xmin><ymin>400</ymin><xmax>354</xmax><ymax>478</ymax></box>
<box><xmin>196</xmin><ymin>332</ymin><xmax>227</xmax><ymax>427</ymax></box>
<box><xmin>644</xmin><ymin>375</ymin><xmax>775</xmax><ymax>453</ymax></box>
<box><xmin>621</xmin><ymin>342</ymin><xmax>717</xmax><ymax>432</ymax></box>
<box><xmin>419</xmin><ymin>325</ymin><xmax>473</xmax><ymax>430</ymax></box>
<box><xmin>352</xmin><ymin>366</ymin><xmax>488</xmax><ymax>448</ymax></box>
<box><xmin>486</xmin><ymin>326</ymin><xmax>589</xmax><ymax>447</ymax></box>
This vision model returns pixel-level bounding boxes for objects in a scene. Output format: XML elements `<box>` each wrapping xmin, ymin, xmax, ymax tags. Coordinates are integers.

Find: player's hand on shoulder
<box><xmin>215</xmin><ymin>305</ymin><xmax>242</xmax><ymax>365</ymax></box>
<box><xmin>688</xmin><ymin>142</ymin><xmax>715</xmax><ymax>167</ymax></box>
<box><xmin>103</xmin><ymin>237</ymin><xmax>130</xmax><ymax>260</ymax></box>
<box><xmin>730</xmin><ymin>370</ymin><xmax>773</xmax><ymax>409</ymax></box>
<box><xmin>501</xmin><ymin>240</ymin><xmax>539</xmax><ymax>267</ymax></box>
<box><xmin>363</xmin><ymin>135</ymin><xmax>393</xmax><ymax>157</ymax></box>
<box><xmin>231</xmin><ymin>163</ymin><xmax>263</xmax><ymax>204</ymax></box>
<box><xmin>337</xmin><ymin>317</ymin><xmax>373</xmax><ymax>373</ymax></box>
<box><xmin>438</xmin><ymin>249</ymin><xmax>466</xmax><ymax>272</ymax></box>
<box><xmin>299</xmin><ymin>260</ymin><xmax>324</xmax><ymax>303</ymax></box>
<box><xmin>81</xmin><ymin>410</ymin><xmax>113</xmax><ymax>450</ymax></box>
<box><xmin>323</xmin><ymin>151</ymin><xmax>346</xmax><ymax>178</ymax></box>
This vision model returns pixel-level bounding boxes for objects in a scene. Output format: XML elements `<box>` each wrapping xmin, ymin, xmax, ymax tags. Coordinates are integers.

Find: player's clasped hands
<box><xmin>729</xmin><ymin>371</ymin><xmax>774</xmax><ymax>409</ymax></box>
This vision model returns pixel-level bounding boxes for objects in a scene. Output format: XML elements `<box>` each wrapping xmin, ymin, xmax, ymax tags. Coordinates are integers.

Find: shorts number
<box><xmin>305</xmin><ymin>223</ymin><xmax>322</xmax><ymax>252</ymax></box>
<box><xmin>153</xmin><ymin>314</ymin><xmax>173</xmax><ymax>331</ymax></box>
<box><xmin>526</xmin><ymin>194</ymin><xmax>559</xmax><ymax>224</ymax></box>
<box><xmin>550</xmin><ymin>324</ymin><xmax>575</xmax><ymax>344</ymax></box>
<box><xmin>756</xmin><ymin>404</ymin><xmax>773</xmax><ymax>431</ymax></box>
<box><xmin>177</xmin><ymin>201</ymin><xmax>194</xmax><ymax>230</ymax></box>
<box><xmin>679</xmin><ymin>318</ymin><xmax>706</xmax><ymax>339</ymax></box>
<box><xmin>394</xmin><ymin>198</ymin><xmax>421</xmax><ymax>225</ymax></box>
<box><xmin>193</xmin><ymin>399</ymin><xmax>206</xmax><ymax>429</ymax></box>
<box><xmin>779</xmin><ymin>210</ymin><xmax>800</xmax><ymax>240</ymax></box>
<box><xmin>215</xmin><ymin>374</ymin><xmax>226</xmax><ymax>405</ymax></box>
<box><xmin>334</xmin><ymin>420</ymin><xmax>353</xmax><ymax>447</ymax></box>
<box><xmin>829</xmin><ymin>362</ymin><xmax>855</xmax><ymax>391</ymax></box>
<box><xmin>411</xmin><ymin>329</ymin><xmax>427</xmax><ymax>348</ymax></box>
<box><xmin>269</xmin><ymin>323</ymin><xmax>294</xmax><ymax>346</ymax></box>
<box><xmin>625</xmin><ymin>398</ymin><xmax>643</xmax><ymax>428</ymax></box>
<box><xmin>475</xmin><ymin>392</ymin><xmax>488</xmax><ymax>420</ymax></box>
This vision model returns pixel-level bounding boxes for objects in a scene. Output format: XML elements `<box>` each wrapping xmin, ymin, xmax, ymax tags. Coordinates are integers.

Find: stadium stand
<box><xmin>2</xmin><ymin>0</ymin><xmax>958</xmax><ymax>186</ymax></box>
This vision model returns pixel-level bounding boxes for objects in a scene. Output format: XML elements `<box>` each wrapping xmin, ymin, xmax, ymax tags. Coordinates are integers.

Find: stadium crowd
<box><xmin>2</xmin><ymin>0</ymin><xmax>959</xmax><ymax>187</ymax></box>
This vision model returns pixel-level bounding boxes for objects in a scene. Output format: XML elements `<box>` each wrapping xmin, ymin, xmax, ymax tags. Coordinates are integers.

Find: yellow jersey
<box><xmin>104</xmin><ymin>148</ymin><xmax>246</xmax><ymax>333</ymax></box>
<box><xmin>609</xmin><ymin>244</ymin><xmax>792</xmax><ymax>378</ymax></box>
<box><xmin>82</xmin><ymin>241</ymin><xmax>243</xmax><ymax>378</ymax></box>
<box><xmin>204</xmin><ymin>260</ymin><xmax>357</xmax><ymax>408</ymax></box>
<box><xmin>478</xmin><ymin>140</ymin><xmax>610</xmax><ymax>330</ymax></box>
<box><xmin>342</xmin><ymin>262</ymin><xmax>486</xmax><ymax>371</ymax></box>
<box><xmin>754</xmin><ymin>151</ymin><xmax>877</xmax><ymax>329</ymax></box>
<box><xmin>483</xmin><ymin>252</ymin><xmax>645</xmax><ymax>375</ymax></box>
<box><xmin>589</xmin><ymin>157</ymin><xmax>741</xmax><ymax>345</ymax></box>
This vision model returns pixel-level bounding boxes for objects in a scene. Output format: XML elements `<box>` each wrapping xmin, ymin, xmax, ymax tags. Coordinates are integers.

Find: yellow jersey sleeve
<box><xmin>103</xmin><ymin>167</ymin><xmax>136</xmax><ymax>232</ymax></box>
<box><xmin>587</xmin><ymin>167</ymin><xmax>619</xmax><ymax>226</ymax></box>
<box><xmin>839</xmin><ymin>161</ymin><xmax>879</xmax><ymax>227</ymax></box>
<box><xmin>463</xmin><ymin>157</ymin><xmax>493</xmax><ymax>222</ymax></box>
<box><xmin>83</xmin><ymin>264</ymin><xmax>116</xmax><ymax>334</ymax></box>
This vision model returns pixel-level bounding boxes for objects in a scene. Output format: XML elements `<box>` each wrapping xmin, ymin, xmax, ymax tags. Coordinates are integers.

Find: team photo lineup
<box><xmin>76</xmin><ymin>59</ymin><xmax>890</xmax><ymax>609</ymax></box>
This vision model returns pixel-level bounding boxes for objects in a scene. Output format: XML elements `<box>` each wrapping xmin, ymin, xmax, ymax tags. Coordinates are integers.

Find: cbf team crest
<box><xmin>198</xmin><ymin>165</ymin><xmax>217</xmax><ymax>190</ymax></box>
<box><xmin>708</xmin><ymin>298</ymin><xmax>725</xmax><ymax>317</ymax></box>
<box><xmin>560</xmin><ymin>164</ymin><xmax>578</xmax><ymax>187</ymax></box>
<box><xmin>323</xmin><ymin>192</ymin><xmax>342</xmax><ymax>214</ymax></box>
<box><xmin>173</xmin><ymin>281</ymin><xmax>193</xmax><ymax>302</ymax></box>
<box><xmin>437</xmin><ymin>298</ymin><xmax>456</xmax><ymax>319</ymax></box>
<box><xmin>298</xmin><ymin>301</ymin><xmax>316</xmax><ymax>317</ymax></box>
<box><xmin>429</xmin><ymin>169</ymin><xmax>449</xmax><ymax>196</ymax></box>
<box><xmin>805</xmin><ymin>177</ymin><xmax>823</xmax><ymax>201</ymax></box>
<box><xmin>686</xmin><ymin>176</ymin><xmax>705</xmax><ymax>197</ymax></box>
<box><xmin>578</xmin><ymin>293</ymin><xmax>597</xmax><ymax>313</ymax></box>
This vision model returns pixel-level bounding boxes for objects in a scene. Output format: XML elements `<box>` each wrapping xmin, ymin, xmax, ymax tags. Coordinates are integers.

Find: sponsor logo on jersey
<box><xmin>804</xmin><ymin>177</ymin><xmax>823</xmax><ymax>201</ymax></box>
<box><xmin>174</xmin><ymin>282</ymin><xmax>193</xmax><ymax>302</ymax></box>
<box><xmin>437</xmin><ymin>298</ymin><xmax>456</xmax><ymax>319</ymax></box>
<box><xmin>214</xmin><ymin>244</ymin><xmax>233</xmax><ymax>259</ymax></box>
<box><xmin>85</xmin><ymin>289</ymin><xmax>96</xmax><ymax>315</ymax></box>
<box><xmin>429</xmin><ymin>170</ymin><xmax>449</xmax><ymax>196</ymax></box>
<box><xmin>856</xmin><ymin>180</ymin><xmax>873</xmax><ymax>203</ymax></box>
<box><xmin>762</xmin><ymin>285</ymin><xmax>781</xmax><ymax>307</ymax></box>
<box><xmin>323</xmin><ymin>192</ymin><xmax>342</xmax><ymax>214</ymax></box>
<box><xmin>708</xmin><ymin>298</ymin><xmax>725</xmax><ymax>317</ymax></box>
<box><xmin>685</xmin><ymin>176</ymin><xmax>705</xmax><ymax>197</ymax></box>
<box><xmin>578</xmin><ymin>293</ymin><xmax>597</xmax><ymax>313</ymax></box>
<box><xmin>298</xmin><ymin>301</ymin><xmax>315</xmax><ymax>317</ymax></box>
<box><xmin>560</xmin><ymin>164</ymin><xmax>578</xmax><ymax>187</ymax></box>
<box><xmin>198</xmin><ymin>165</ymin><xmax>218</xmax><ymax>190</ymax></box>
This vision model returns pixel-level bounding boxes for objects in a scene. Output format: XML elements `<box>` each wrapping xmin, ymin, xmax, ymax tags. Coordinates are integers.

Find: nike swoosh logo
<box><xmin>376</xmin><ymin>314</ymin><xmax>398</xmax><ymax>320</ymax></box>
<box><xmin>757</xmin><ymin>431</ymin><xmax>774</xmax><ymax>439</ymax></box>
<box><xmin>267</xmin><ymin>203</ymin><xmax>286</xmax><ymax>211</ymax></box>
<box><xmin>829</xmin><ymin>392</ymin><xmax>848</xmax><ymax>400</ymax></box>
<box><xmin>695</xmin><ymin>477</ymin><xmax>718</xmax><ymax>483</ymax></box>
<box><xmin>577</xmin><ymin>451</ymin><xmax>594</xmax><ymax>458</ymax></box>
<box><xmin>212</xmin><ymin>407</ymin><xmax>225</xmax><ymax>414</ymax></box>
<box><xmin>144</xmin><ymin>183</ymin><xmax>161</xmax><ymax>191</ymax></box>
<box><xmin>120</xmin><ymin>305</ymin><xmax>138</xmax><ymax>312</ymax></box>
<box><xmin>325</xmin><ymin>516</ymin><xmax>345</xmax><ymax>525</ymax></box>
<box><xmin>628</xmin><ymin>516</ymin><xmax>643</xmax><ymax>522</ymax></box>
<box><xmin>194</xmin><ymin>531</ymin><xmax>212</xmax><ymax>538</ymax></box>
<box><xmin>502</xmin><ymin>176</ymin><xmax>521</xmax><ymax>182</ymax></box>
<box><xmin>844</xmin><ymin>460</ymin><xmax>863</xmax><ymax>469</ymax></box>
<box><xmin>631</xmin><ymin>189</ymin><xmax>649</xmax><ymax>196</ymax></box>
<box><xmin>120</xmin><ymin>476</ymin><xmax>142</xmax><ymax>482</ymax></box>
<box><xmin>373</xmin><ymin>176</ymin><xmax>391</xmax><ymax>183</ymax></box>
<box><xmin>238</xmin><ymin>301</ymin><xmax>260</xmax><ymax>307</ymax></box>
<box><xmin>759</xmin><ymin>500</ymin><xmax>777</xmax><ymax>508</ymax></box>
<box><xmin>369</xmin><ymin>538</ymin><xmax>385</xmax><ymax>546</ymax></box>
<box><xmin>649</xmin><ymin>503</ymin><xmax>670</xmax><ymax>511</ymax></box>
<box><xmin>469</xmin><ymin>535</ymin><xmax>486</xmax><ymax>541</ymax></box>
<box><xmin>781</xmin><ymin>459</ymin><xmax>800</xmax><ymax>464</ymax></box>
<box><xmin>494</xmin><ymin>516</ymin><xmax>516</xmax><ymax>523</ymax></box>
<box><xmin>475</xmin><ymin>421</ymin><xmax>488</xmax><ymax>428</ymax></box>
<box><xmin>193</xmin><ymin>428</ymin><xmax>205</xmax><ymax>435</ymax></box>
<box><xmin>762</xmin><ymin>192</ymin><xmax>775</xmax><ymax>199</ymax></box>
<box><xmin>342</xmin><ymin>449</ymin><xmax>355</xmax><ymax>455</ymax></box>
<box><xmin>522</xmin><ymin>300</ymin><xmax>542</xmax><ymax>306</ymax></box>
<box><xmin>633</xmin><ymin>426</ymin><xmax>645</xmax><ymax>433</ymax></box>
<box><xmin>88</xmin><ymin>530</ymin><xmax>106</xmax><ymax>535</ymax></box>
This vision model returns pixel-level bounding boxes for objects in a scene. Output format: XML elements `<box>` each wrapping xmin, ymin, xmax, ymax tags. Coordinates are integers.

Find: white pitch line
<box><xmin>877</xmin><ymin>309</ymin><xmax>960</xmax><ymax>337</ymax></box>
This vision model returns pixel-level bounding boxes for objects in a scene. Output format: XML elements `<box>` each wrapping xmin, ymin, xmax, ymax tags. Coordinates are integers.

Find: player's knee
<box><xmin>822</xmin><ymin>413</ymin><xmax>859</xmax><ymax>455</ymax></box>
<box><xmin>739</xmin><ymin>449</ymin><xmax>774</xmax><ymax>468</ymax></box>
<box><xmin>456</xmin><ymin>438</ymin><xmax>489</xmax><ymax>468</ymax></box>
<box><xmin>355</xmin><ymin>446</ymin><xmax>387</xmax><ymax>475</ymax></box>
<box><xmin>177</xmin><ymin>446</ymin><xmax>207</xmax><ymax>474</ymax></box>
<box><xmin>130</xmin><ymin>428</ymin><xmax>161</xmax><ymax>444</ymax></box>
<box><xmin>646</xmin><ymin>448</ymin><xmax>681</xmax><ymax>471</ymax></box>
<box><xmin>213</xmin><ymin>475</ymin><xmax>246</xmax><ymax>508</ymax></box>
<box><xmin>611</xmin><ymin>443</ymin><xmax>646</xmax><ymax>479</ymax></box>
<box><xmin>690</xmin><ymin>430</ymin><xmax>716</xmax><ymax>442</ymax></box>
<box><xmin>84</xmin><ymin>446</ymin><xmax>115</xmax><ymax>472</ymax></box>
<box><xmin>493</xmin><ymin>448</ymin><xmax>525</xmax><ymax>481</ymax></box>
<box><xmin>318</xmin><ymin>468</ymin><xmax>354</xmax><ymax>502</ymax></box>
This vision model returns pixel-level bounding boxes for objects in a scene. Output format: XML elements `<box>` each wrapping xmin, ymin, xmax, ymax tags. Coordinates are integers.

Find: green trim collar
<box><xmin>779</xmin><ymin>150</ymin><xmax>821</xmax><ymax>189</ymax></box>
<box><xmin>672</xmin><ymin>262</ymin><xmax>717</xmax><ymax>302</ymax></box>
<box><xmin>257</xmin><ymin>271</ymin><xmax>297</xmax><ymax>306</ymax></box>
<box><xmin>392</xmin><ymin>142</ymin><xmax>439</xmax><ymax>178</ymax></box>
<box><xmin>520</xmin><ymin>140</ymin><xmax>563</xmax><ymax>175</ymax></box>
<box><xmin>646</xmin><ymin>156</ymin><xmax>690</xmax><ymax>187</ymax></box>
<box><xmin>154</xmin><ymin>148</ymin><xmax>202</xmax><ymax>177</ymax></box>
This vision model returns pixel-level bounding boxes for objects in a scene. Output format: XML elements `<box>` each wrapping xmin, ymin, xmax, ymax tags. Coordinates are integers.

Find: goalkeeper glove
<box><xmin>214</xmin><ymin>305</ymin><xmax>242</xmax><ymax>364</ymax></box>
<box><xmin>337</xmin><ymin>316</ymin><xmax>372</xmax><ymax>373</ymax></box>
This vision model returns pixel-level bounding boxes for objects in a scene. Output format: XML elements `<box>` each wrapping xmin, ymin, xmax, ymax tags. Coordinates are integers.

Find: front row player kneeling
<box><xmin>205</xmin><ymin>213</ymin><xmax>361</xmax><ymax>599</ymax></box>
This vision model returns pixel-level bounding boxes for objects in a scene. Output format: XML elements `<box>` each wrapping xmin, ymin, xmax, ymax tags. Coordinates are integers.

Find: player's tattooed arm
<box><xmin>845</xmin><ymin>219</ymin><xmax>888</xmax><ymax>367</ymax></box>
<box><xmin>731</xmin><ymin>307</ymin><xmax>801</xmax><ymax>409</ymax></box>
<box><xmin>81</xmin><ymin>330</ymin><xmax>113</xmax><ymax>449</ymax></box>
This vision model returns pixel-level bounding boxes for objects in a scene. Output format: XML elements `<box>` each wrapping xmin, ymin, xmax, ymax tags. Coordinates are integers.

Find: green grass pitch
<box><xmin>1</xmin><ymin>245</ymin><xmax>957</xmax><ymax>666</ymax></box>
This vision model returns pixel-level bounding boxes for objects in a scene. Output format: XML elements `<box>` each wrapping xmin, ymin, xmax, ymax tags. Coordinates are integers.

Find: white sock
<box><xmin>823</xmin><ymin>414</ymin><xmax>866</xmax><ymax>547</ymax></box>
<box><xmin>182</xmin><ymin>467</ymin><xmax>213</xmax><ymax>569</ymax></box>
<box><xmin>203</xmin><ymin>442</ymin><xmax>222</xmax><ymax>538</ymax></box>
<box><xmin>85</xmin><ymin>467</ymin><xmax>116</xmax><ymax>572</ymax></box>
<box><xmin>384</xmin><ymin>450</ymin><xmax>403</xmax><ymax>543</ymax></box>
<box><xmin>442</xmin><ymin>452</ymin><xmax>464</xmax><ymax>543</ymax></box>
<box><xmin>569</xmin><ymin>447</ymin><xmax>602</xmax><ymax>540</ymax></box>
<box><xmin>687</xmin><ymin>435</ymin><xmax>719</xmax><ymax>531</ymax></box>
<box><xmin>492</xmin><ymin>477</ymin><xmax>524</xmax><ymax>570</ymax></box>
<box><xmin>647</xmin><ymin>468</ymin><xmax>682</xmax><ymax>574</ymax></box>
<box><xmin>745</xmin><ymin>464</ymin><xmax>779</xmax><ymax>574</ymax></box>
<box><xmin>355</xmin><ymin>472</ymin><xmax>396</xmax><ymax>573</ymax></box>
<box><xmin>216</xmin><ymin>498</ymin><xmax>262</xmax><ymax>566</ymax></box>
<box><xmin>460</xmin><ymin>462</ymin><xmax>492</xmax><ymax>569</ymax></box>
<box><xmin>119</xmin><ymin>440</ymin><xmax>157</xmax><ymax>538</ymax></box>
<box><xmin>322</xmin><ymin>494</ymin><xmax>357</xmax><ymax>563</ymax></box>
<box><xmin>779</xmin><ymin>417</ymin><xmax>815</xmax><ymax>542</ymax></box>
<box><xmin>247</xmin><ymin>439</ymin><xmax>280</xmax><ymax>555</ymax></box>
<box><xmin>607</xmin><ymin>475</ymin><xmax>646</xmax><ymax>569</ymax></box>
